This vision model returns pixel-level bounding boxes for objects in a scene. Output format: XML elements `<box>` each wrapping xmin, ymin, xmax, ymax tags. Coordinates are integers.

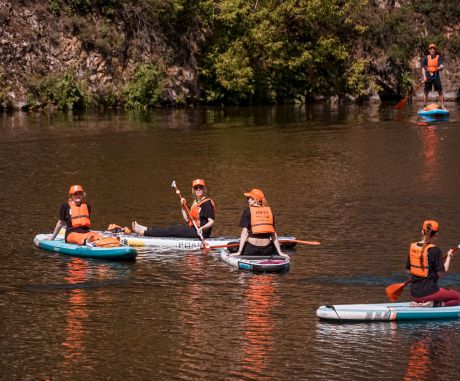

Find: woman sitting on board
<box><xmin>50</xmin><ymin>185</ymin><xmax>107</xmax><ymax>245</ymax></box>
<box><xmin>132</xmin><ymin>179</ymin><xmax>215</xmax><ymax>238</ymax></box>
<box><xmin>407</xmin><ymin>220</ymin><xmax>460</xmax><ymax>307</ymax></box>
<box><xmin>231</xmin><ymin>189</ymin><xmax>287</xmax><ymax>258</ymax></box>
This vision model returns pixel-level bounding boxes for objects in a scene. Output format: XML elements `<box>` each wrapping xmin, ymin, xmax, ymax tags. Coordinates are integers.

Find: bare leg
<box><xmin>438</xmin><ymin>92</ymin><xmax>445</xmax><ymax>109</ymax></box>
<box><xmin>132</xmin><ymin>221</ymin><xmax>147</xmax><ymax>236</ymax></box>
<box><xmin>423</xmin><ymin>92</ymin><xmax>428</xmax><ymax>107</ymax></box>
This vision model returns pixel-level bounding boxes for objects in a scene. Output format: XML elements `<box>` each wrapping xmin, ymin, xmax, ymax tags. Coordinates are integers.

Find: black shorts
<box><xmin>241</xmin><ymin>241</ymin><xmax>277</xmax><ymax>256</ymax></box>
<box><xmin>424</xmin><ymin>77</ymin><xmax>442</xmax><ymax>93</ymax></box>
<box><xmin>144</xmin><ymin>224</ymin><xmax>211</xmax><ymax>238</ymax></box>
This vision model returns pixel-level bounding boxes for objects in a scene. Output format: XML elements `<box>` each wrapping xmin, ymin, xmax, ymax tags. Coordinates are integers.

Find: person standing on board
<box><xmin>422</xmin><ymin>44</ymin><xmax>445</xmax><ymax>109</ymax></box>
<box><xmin>50</xmin><ymin>185</ymin><xmax>106</xmax><ymax>245</ymax></box>
<box><xmin>231</xmin><ymin>189</ymin><xmax>287</xmax><ymax>258</ymax></box>
<box><xmin>407</xmin><ymin>220</ymin><xmax>460</xmax><ymax>307</ymax></box>
<box><xmin>132</xmin><ymin>179</ymin><xmax>215</xmax><ymax>238</ymax></box>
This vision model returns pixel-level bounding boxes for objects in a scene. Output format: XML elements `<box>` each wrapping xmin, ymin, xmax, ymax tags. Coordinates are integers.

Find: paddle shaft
<box><xmin>171</xmin><ymin>182</ymin><xmax>209</xmax><ymax>248</ymax></box>
<box><xmin>395</xmin><ymin>81</ymin><xmax>425</xmax><ymax>109</ymax></box>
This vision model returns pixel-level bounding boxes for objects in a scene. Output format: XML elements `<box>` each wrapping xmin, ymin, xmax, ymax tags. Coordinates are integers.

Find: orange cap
<box><xmin>423</xmin><ymin>220</ymin><xmax>439</xmax><ymax>232</ymax></box>
<box><xmin>244</xmin><ymin>188</ymin><xmax>265</xmax><ymax>202</ymax></box>
<box><xmin>428</xmin><ymin>43</ymin><xmax>436</xmax><ymax>49</ymax></box>
<box><xmin>69</xmin><ymin>185</ymin><xmax>84</xmax><ymax>195</ymax></box>
<box><xmin>192</xmin><ymin>179</ymin><xmax>206</xmax><ymax>188</ymax></box>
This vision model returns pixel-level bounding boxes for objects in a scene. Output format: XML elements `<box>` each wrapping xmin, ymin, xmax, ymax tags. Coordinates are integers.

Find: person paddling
<box><xmin>132</xmin><ymin>179</ymin><xmax>215</xmax><ymax>238</ymax></box>
<box><xmin>407</xmin><ymin>220</ymin><xmax>460</xmax><ymax>307</ymax></box>
<box><xmin>422</xmin><ymin>44</ymin><xmax>445</xmax><ymax>109</ymax></box>
<box><xmin>50</xmin><ymin>185</ymin><xmax>105</xmax><ymax>245</ymax></box>
<box><xmin>231</xmin><ymin>189</ymin><xmax>287</xmax><ymax>258</ymax></box>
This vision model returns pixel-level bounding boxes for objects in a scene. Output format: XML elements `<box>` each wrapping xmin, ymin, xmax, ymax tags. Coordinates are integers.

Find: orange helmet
<box><xmin>244</xmin><ymin>188</ymin><xmax>265</xmax><ymax>202</ymax></box>
<box><xmin>192</xmin><ymin>179</ymin><xmax>206</xmax><ymax>188</ymax></box>
<box><xmin>69</xmin><ymin>185</ymin><xmax>84</xmax><ymax>195</ymax></box>
<box><xmin>423</xmin><ymin>220</ymin><xmax>439</xmax><ymax>232</ymax></box>
<box><xmin>428</xmin><ymin>43</ymin><xmax>436</xmax><ymax>50</ymax></box>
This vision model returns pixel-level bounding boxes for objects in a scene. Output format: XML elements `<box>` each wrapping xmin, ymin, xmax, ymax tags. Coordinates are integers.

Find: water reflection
<box><xmin>403</xmin><ymin>324</ymin><xmax>458</xmax><ymax>381</ymax></box>
<box><xmin>62</xmin><ymin>259</ymin><xmax>89</xmax><ymax>370</ymax></box>
<box><xmin>233</xmin><ymin>276</ymin><xmax>277</xmax><ymax>380</ymax></box>
<box><xmin>418</xmin><ymin>125</ymin><xmax>440</xmax><ymax>189</ymax></box>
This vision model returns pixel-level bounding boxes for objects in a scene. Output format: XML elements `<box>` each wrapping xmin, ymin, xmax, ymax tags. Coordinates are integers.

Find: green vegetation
<box><xmin>6</xmin><ymin>0</ymin><xmax>460</xmax><ymax>110</ymax></box>
<box><xmin>28</xmin><ymin>71</ymin><xmax>90</xmax><ymax>110</ymax></box>
<box><xmin>123</xmin><ymin>64</ymin><xmax>164</xmax><ymax>109</ymax></box>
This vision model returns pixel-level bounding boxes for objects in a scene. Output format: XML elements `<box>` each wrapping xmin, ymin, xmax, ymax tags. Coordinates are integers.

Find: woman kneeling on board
<box><xmin>50</xmin><ymin>185</ymin><xmax>108</xmax><ymax>245</ymax></box>
<box><xmin>132</xmin><ymin>179</ymin><xmax>215</xmax><ymax>238</ymax></box>
<box><xmin>407</xmin><ymin>220</ymin><xmax>460</xmax><ymax>307</ymax></box>
<box><xmin>231</xmin><ymin>189</ymin><xmax>287</xmax><ymax>258</ymax></box>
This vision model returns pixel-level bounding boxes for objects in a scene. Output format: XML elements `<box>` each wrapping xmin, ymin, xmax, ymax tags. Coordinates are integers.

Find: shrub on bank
<box><xmin>123</xmin><ymin>64</ymin><xmax>164</xmax><ymax>109</ymax></box>
<box><xmin>28</xmin><ymin>71</ymin><xmax>90</xmax><ymax>110</ymax></box>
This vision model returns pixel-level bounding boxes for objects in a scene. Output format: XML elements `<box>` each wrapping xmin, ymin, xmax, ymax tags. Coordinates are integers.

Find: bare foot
<box><xmin>131</xmin><ymin>221</ymin><xmax>147</xmax><ymax>236</ymax></box>
<box><xmin>411</xmin><ymin>301</ymin><xmax>434</xmax><ymax>307</ymax></box>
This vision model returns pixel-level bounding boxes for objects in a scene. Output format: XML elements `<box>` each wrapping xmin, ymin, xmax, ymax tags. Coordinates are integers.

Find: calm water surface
<box><xmin>1</xmin><ymin>104</ymin><xmax>460</xmax><ymax>380</ymax></box>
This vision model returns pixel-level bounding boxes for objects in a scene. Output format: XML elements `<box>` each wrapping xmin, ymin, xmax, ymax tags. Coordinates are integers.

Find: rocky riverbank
<box><xmin>0</xmin><ymin>1</ymin><xmax>459</xmax><ymax>110</ymax></box>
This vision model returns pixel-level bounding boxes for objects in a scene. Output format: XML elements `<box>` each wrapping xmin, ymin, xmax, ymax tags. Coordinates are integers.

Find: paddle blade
<box><xmin>395</xmin><ymin>97</ymin><xmax>408</xmax><ymax>110</ymax></box>
<box><xmin>171</xmin><ymin>180</ymin><xmax>176</xmax><ymax>188</ymax></box>
<box><xmin>385</xmin><ymin>281</ymin><xmax>408</xmax><ymax>302</ymax></box>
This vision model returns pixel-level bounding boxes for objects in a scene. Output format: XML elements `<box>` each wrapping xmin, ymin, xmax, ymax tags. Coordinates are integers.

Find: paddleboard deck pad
<box><xmin>418</xmin><ymin>107</ymin><xmax>449</xmax><ymax>117</ymax></box>
<box><xmin>220</xmin><ymin>249</ymin><xmax>290</xmax><ymax>273</ymax></box>
<box><xmin>316</xmin><ymin>302</ymin><xmax>460</xmax><ymax>322</ymax></box>
<box><xmin>34</xmin><ymin>234</ymin><xmax>137</xmax><ymax>260</ymax></box>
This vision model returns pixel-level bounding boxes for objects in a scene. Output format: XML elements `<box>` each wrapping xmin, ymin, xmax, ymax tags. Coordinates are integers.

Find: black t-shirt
<box><xmin>197</xmin><ymin>199</ymin><xmax>215</xmax><ymax>229</ymax></box>
<box><xmin>406</xmin><ymin>245</ymin><xmax>444</xmax><ymax>298</ymax></box>
<box><xmin>60</xmin><ymin>202</ymin><xmax>91</xmax><ymax>238</ymax></box>
<box><xmin>239</xmin><ymin>207</ymin><xmax>275</xmax><ymax>238</ymax></box>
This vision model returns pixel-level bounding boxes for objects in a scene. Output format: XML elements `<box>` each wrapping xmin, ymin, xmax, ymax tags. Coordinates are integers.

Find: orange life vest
<box><xmin>250</xmin><ymin>206</ymin><xmax>275</xmax><ymax>234</ymax></box>
<box><xmin>68</xmin><ymin>201</ymin><xmax>91</xmax><ymax>228</ymax></box>
<box><xmin>188</xmin><ymin>198</ymin><xmax>215</xmax><ymax>227</ymax></box>
<box><xmin>409</xmin><ymin>242</ymin><xmax>435</xmax><ymax>277</ymax></box>
<box><xmin>426</xmin><ymin>55</ymin><xmax>439</xmax><ymax>74</ymax></box>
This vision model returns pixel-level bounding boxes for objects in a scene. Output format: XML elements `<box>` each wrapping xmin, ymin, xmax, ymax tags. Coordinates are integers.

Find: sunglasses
<box><xmin>71</xmin><ymin>192</ymin><xmax>84</xmax><ymax>196</ymax></box>
<box><xmin>193</xmin><ymin>186</ymin><xmax>204</xmax><ymax>190</ymax></box>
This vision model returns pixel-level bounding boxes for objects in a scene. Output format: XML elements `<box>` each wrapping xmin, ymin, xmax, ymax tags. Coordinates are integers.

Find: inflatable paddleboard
<box><xmin>220</xmin><ymin>249</ymin><xmax>290</xmax><ymax>273</ymax></box>
<box><xmin>56</xmin><ymin>229</ymin><xmax>297</xmax><ymax>250</ymax></box>
<box><xmin>34</xmin><ymin>234</ymin><xmax>137</xmax><ymax>260</ymax></box>
<box><xmin>316</xmin><ymin>302</ymin><xmax>460</xmax><ymax>322</ymax></box>
<box><xmin>418</xmin><ymin>104</ymin><xmax>449</xmax><ymax>117</ymax></box>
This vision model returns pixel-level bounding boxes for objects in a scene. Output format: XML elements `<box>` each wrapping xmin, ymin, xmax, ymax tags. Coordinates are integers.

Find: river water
<box><xmin>1</xmin><ymin>104</ymin><xmax>460</xmax><ymax>380</ymax></box>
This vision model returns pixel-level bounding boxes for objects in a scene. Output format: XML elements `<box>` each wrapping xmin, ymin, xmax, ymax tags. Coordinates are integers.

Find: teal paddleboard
<box><xmin>317</xmin><ymin>302</ymin><xmax>460</xmax><ymax>322</ymax></box>
<box><xmin>34</xmin><ymin>234</ymin><xmax>137</xmax><ymax>260</ymax></box>
<box><xmin>418</xmin><ymin>108</ymin><xmax>449</xmax><ymax>117</ymax></box>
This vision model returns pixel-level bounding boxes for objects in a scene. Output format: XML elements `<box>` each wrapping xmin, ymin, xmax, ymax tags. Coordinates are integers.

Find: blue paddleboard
<box><xmin>34</xmin><ymin>234</ymin><xmax>137</xmax><ymax>260</ymax></box>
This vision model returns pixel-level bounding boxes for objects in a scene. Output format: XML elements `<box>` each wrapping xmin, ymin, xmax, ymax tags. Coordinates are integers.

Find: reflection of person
<box><xmin>232</xmin><ymin>189</ymin><xmax>287</xmax><ymax>257</ymax></box>
<box><xmin>50</xmin><ymin>185</ymin><xmax>104</xmax><ymax>245</ymax></box>
<box><xmin>406</xmin><ymin>220</ymin><xmax>460</xmax><ymax>307</ymax></box>
<box><xmin>132</xmin><ymin>179</ymin><xmax>215</xmax><ymax>238</ymax></box>
<box><xmin>422</xmin><ymin>43</ymin><xmax>445</xmax><ymax>109</ymax></box>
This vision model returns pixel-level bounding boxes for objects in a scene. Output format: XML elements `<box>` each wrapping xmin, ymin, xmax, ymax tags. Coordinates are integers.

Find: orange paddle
<box><xmin>386</xmin><ymin>279</ymin><xmax>411</xmax><ymax>302</ymax></box>
<box><xmin>395</xmin><ymin>81</ymin><xmax>425</xmax><ymax>110</ymax></box>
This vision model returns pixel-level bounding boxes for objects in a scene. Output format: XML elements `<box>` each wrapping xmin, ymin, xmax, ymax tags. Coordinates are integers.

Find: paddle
<box><xmin>386</xmin><ymin>244</ymin><xmax>460</xmax><ymax>301</ymax></box>
<box><xmin>386</xmin><ymin>279</ymin><xmax>411</xmax><ymax>302</ymax></box>
<box><xmin>171</xmin><ymin>180</ymin><xmax>210</xmax><ymax>249</ymax></box>
<box><xmin>200</xmin><ymin>239</ymin><xmax>321</xmax><ymax>250</ymax></box>
<box><xmin>395</xmin><ymin>81</ymin><xmax>425</xmax><ymax>110</ymax></box>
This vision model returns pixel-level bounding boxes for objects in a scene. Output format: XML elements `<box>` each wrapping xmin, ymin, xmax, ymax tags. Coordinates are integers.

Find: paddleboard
<box><xmin>220</xmin><ymin>249</ymin><xmax>290</xmax><ymax>273</ymax></box>
<box><xmin>316</xmin><ymin>302</ymin><xmax>460</xmax><ymax>322</ymax></box>
<box><xmin>34</xmin><ymin>234</ymin><xmax>137</xmax><ymax>260</ymax></box>
<box><xmin>418</xmin><ymin>107</ymin><xmax>449</xmax><ymax>117</ymax></box>
<box><xmin>56</xmin><ymin>229</ymin><xmax>297</xmax><ymax>250</ymax></box>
